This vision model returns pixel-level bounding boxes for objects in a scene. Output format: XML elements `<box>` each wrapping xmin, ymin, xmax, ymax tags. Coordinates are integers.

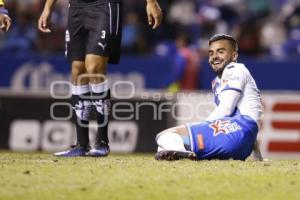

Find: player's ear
<box><xmin>233</xmin><ymin>51</ymin><xmax>238</xmax><ymax>62</ymax></box>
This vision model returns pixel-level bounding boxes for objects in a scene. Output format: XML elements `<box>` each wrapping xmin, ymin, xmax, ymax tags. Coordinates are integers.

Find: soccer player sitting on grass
<box><xmin>0</xmin><ymin>0</ymin><xmax>11</xmax><ymax>32</ymax></box>
<box><xmin>155</xmin><ymin>34</ymin><xmax>264</xmax><ymax>161</ymax></box>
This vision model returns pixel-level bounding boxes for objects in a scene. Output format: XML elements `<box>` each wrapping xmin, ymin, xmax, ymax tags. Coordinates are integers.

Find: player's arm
<box><xmin>0</xmin><ymin>1</ymin><xmax>11</xmax><ymax>32</ymax></box>
<box><xmin>206</xmin><ymin>90</ymin><xmax>241</xmax><ymax>121</ymax></box>
<box><xmin>207</xmin><ymin>65</ymin><xmax>246</xmax><ymax>121</ymax></box>
<box><xmin>146</xmin><ymin>0</ymin><xmax>162</xmax><ymax>29</ymax></box>
<box><xmin>38</xmin><ymin>0</ymin><xmax>57</xmax><ymax>33</ymax></box>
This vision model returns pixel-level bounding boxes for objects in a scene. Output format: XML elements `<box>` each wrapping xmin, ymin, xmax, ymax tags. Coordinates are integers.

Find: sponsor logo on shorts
<box><xmin>197</xmin><ymin>134</ymin><xmax>205</xmax><ymax>150</ymax></box>
<box><xmin>209</xmin><ymin>120</ymin><xmax>242</xmax><ymax>136</ymax></box>
<box><xmin>98</xmin><ymin>42</ymin><xmax>107</xmax><ymax>51</ymax></box>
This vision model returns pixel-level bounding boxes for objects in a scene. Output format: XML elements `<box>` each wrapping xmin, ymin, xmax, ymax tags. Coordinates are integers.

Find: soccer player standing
<box><xmin>0</xmin><ymin>0</ymin><xmax>11</xmax><ymax>32</ymax></box>
<box><xmin>155</xmin><ymin>34</ymin><xmax>264</xmax><ymax>161</ymax></box>
<box><xmin>38</xmin><ymin>0</ymin><xmax>162</xmax><ymax>157</ymax></box>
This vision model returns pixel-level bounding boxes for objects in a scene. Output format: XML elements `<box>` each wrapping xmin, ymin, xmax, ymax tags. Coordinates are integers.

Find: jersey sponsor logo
<box><xmin>209</xmin><ymin>120</ymin><xmax>242</xmax><ymax>136</ymax></box>
<box><xmin>224</xmin><ymin>73</ymin><xmax>240</xmax><ymax>81</ymax></box>
<box><xmin>222</xmin><ymin>79</ymin><xmax>228</xmax><ymax>84</ymax></box>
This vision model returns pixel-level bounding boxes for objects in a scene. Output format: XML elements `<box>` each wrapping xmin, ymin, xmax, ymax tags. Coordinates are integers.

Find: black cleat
<box><xmin>54</xmin><ymin>145</ymin><xmax>87</xmax><ymax>157</ymax></box>
<box><xmin>87</xmin><ymin>141</ymin><xmax>110</xmax><ymax>157</ymax></box>
<box><xmin>155</xmin><ymin>150</ymin><xmax>197</xmax><ymax>161</ymax></box>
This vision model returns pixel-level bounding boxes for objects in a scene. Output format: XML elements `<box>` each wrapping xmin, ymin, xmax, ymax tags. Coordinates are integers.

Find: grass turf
<box><xmin>0</xmin><ymin>152</ymin><xmax>299</xmax><ymax>200</ymax></box>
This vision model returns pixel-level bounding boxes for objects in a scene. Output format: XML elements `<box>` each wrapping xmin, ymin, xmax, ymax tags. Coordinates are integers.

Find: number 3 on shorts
<box><xmin>101</xmin><ymin>30</ymin><xmax>106</xmax><ymax>39</ymax></box>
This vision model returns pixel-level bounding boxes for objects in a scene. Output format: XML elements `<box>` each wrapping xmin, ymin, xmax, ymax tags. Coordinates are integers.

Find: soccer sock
<box><xmin>156</xmin><ymin>132</ymin><xmax>187</xmax><ymax>152</ymax></box>
<box><xmin>90</xmin><ymin>80</ymin><xmax>110</xmax><ymax>146</ymax></box>
<box><xmin>72</xmin><ymin>84</ymin><xmax>92</xmax><ymax>148</ymax></box>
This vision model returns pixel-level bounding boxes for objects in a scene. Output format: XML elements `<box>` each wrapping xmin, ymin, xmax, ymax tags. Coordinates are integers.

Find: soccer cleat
<box><xmin>54</xmin><ymin>145</ymin><xmax>87</xmax><ymax>157</ymax></box>
<box><xmin>155</xmin><ymin>150</ymin><xmax>197</xmax><ymax>161</ymax></box>
<box><xmin>87</xmin><ymin>141</ymin><xmax>110</xmax><ymax>157</ymax></box>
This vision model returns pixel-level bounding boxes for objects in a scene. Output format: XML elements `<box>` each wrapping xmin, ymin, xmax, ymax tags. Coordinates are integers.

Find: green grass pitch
<box><xmin>0</xmin><ymin>152</ymin><xmax>299</xmax><ymax>200</ymax></box>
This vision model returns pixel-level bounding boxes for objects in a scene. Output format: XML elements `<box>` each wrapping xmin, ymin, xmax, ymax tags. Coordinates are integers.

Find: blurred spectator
<box><xmin>0</xmin><ymin>6</ymin><xmax>37</xmax><ymax>56</ymax></box>
<box><xmin>167</xmin><ymin>0</ymin><xmax>196</xmax><ymax>27</ymax></box>
<box><xmin>234</xmin><ymin>20</ymin><xmax>265</xmax><ymax>57</ymax></box>
<box><xmin>282</xmin><ymin>5</ymin><xmax>300</xmax><ymax>57</ymax></box>
<box><xmin>121</xmin><ymin>12</ymin><xmax>146</xmax><ymax>55</ymax></box>
<box><xmin>0</xmin><ymin>0</ymin><xmax>300</xmax><ymax>59</ymax></box>
<box><xmin>162</xmin><ymin>32</ymin><xmax>201</xmax><ymax>92</ymax></box>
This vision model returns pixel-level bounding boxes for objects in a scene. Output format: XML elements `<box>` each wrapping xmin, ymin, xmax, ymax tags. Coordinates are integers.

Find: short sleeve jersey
<box><xmin>211</xmin><ymin>62</ymin><xmax>263</xmax><ymax>124</ymax></box>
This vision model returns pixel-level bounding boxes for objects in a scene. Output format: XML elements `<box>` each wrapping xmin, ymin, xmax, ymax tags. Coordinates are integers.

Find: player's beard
<box><xmin>211</xmin><ymin>58</ymin><xmax>233</xmax><ymax>77</ymax></box>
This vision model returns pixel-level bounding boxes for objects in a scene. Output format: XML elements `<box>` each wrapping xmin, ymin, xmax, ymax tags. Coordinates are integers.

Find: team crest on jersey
<box><xmin>224</xmin><ymin>73</ymin><xmax>240</xmax><ymax>81</ymax></box>
<box><xmin>209</xmin><ymin>120</ymin><xmax>242</xmax><ymax>136</ymax></box>
<box><xmin>222</xmin><ymin>79</ymin><xmax>228</xmax><ymax>84</ymax></box>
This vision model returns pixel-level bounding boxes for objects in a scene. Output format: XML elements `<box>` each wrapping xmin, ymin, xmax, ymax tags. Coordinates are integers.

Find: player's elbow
<box><xmin>223</xmin><ymin>105</ymin><xmax>234</xmax><ymax>117</ymax></box>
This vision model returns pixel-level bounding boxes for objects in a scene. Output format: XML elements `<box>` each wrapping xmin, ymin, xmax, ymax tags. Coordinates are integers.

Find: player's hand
<box><xmin>146</xmin><ymin>0</ymin><xmax>162</xmax><ymax>29</ymax></box>
<box><xmin>38</xmin><ymin>9</ymin><xmax>52</xmax><ymax>33</ymax></box>
<box><xmin>252</xmin><ymin>139</ymin><xmax>263</xmax><ymax>161</ymax></box>
<box><xmin>0</xmin><ymin>13</ymin><xmax>11</xmax><ymax>32</ymax></box>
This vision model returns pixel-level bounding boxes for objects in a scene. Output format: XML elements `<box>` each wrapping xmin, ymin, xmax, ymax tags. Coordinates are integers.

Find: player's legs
<box><xmin>85</xmin><ymin>54</ymin><xmax>108</xmax><ymax>83</ymax></box>
<box><xmin>186</xmin><ymin>116</ymin><xmax>258</xmax><ymax>160</ymax></box>
<box><xmin>54</xmin><ymin>61</ymin><xmax>91</xmax><ymax>157</ymax></box>
<box><xmin>71</xmin><ymin>61</ymin><xmax>91</xmax><ymax>148</ymax></box>
<box><xmin>54</xmin><ymin>6</ymin><xmax>91</xmax><ymax>157</ymax></box>
<box><xmin>155</xmin><ymin>125</ymin><xmax>196</xmax><ymax>160</ymax></box>
<box><xmin>81</xmin><ymin>2</ymin><xmax>121</xmax><ymax>157</ymax></box>
<box><xmin>156</xmin><ymin>125</ymin><xmax>190</xmax><ymax>151</ymax></box>
<box><xmin>85</xmin><ymin>54</ymin><xmax>111</xmax><ymax>157</ymax></box>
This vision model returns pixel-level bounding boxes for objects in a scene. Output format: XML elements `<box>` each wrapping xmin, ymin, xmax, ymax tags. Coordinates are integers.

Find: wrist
<box><xmin>42</xmin><ymin>7</ymin><xmax>52</xmax><ymax>16</ymax></box>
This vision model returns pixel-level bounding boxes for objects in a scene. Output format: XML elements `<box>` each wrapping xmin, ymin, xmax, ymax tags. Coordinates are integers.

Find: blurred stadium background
<box><xmin>0</xmin><ymin>0</ymin><xmax>300</xmax><ymax>159</ymax></box>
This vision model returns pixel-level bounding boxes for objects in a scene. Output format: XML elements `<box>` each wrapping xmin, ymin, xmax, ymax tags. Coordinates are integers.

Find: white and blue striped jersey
<box><xmin>211</xmin><ymin>62</ymin><xmax>263</xmax><ymax>125</ymax></box>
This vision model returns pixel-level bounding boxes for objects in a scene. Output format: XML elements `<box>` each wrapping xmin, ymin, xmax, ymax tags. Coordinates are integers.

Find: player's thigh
<box><xmin>85</xmin><ymin>54</ymin><xmax>108</xmax><ymax>75</ymax></box>
<box><xmin>66</xmin><ymin>7</ymin><xmax>86</xmax><ymax>62</ymax></box>
<box><xmin>84</xmin><ymin>2</ymin><xmax>121</xmax><ymax>63</ymax></box>
<box><xmin>71</xmin><ymin>61</ymin><xmax>88</xmax><ymax>85</ymax></box>
<box><xmin>188</xmin><ymin>119</ymin><xmax>255</xmax><ymax>159</ymax></box>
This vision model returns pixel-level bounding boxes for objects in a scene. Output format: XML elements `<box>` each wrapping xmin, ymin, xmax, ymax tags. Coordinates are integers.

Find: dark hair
<box><xmin>209</xmin><ymin>34</ymin><xmax>238</xmax><ymax>51</ymax></box>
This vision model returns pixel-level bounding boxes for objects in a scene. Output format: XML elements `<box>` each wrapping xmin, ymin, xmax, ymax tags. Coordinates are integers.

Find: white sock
<box><xmin>156</xmin><ymin>131</ymin><xmax>186</xmax><ymax>152</ymax></box>
<box><xmin>71</xmin><ymin>84</ymin><xmax>90</xmax><ymax>95</ymax></box>
<box><xmin>71</xmin><ymin>84</ymin><xmax>92</xmax><ymax>121</ymax></box>
<box><xmin>90</xmin><ymin>80</ymin><xmax>109</xmax><ymax>93</ymax></box>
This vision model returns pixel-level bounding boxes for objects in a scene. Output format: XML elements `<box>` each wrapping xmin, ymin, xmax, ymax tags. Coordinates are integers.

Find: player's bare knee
<box><xmin>85</xmin><ymin>63</ymin><xmax>101</xmax><ymax>74</ymax></box>
<box><xmin>85</xmin><ymin>63</ymin><xmax>107</xmax><ymax>83</ymax></box>
<box><xmin>85</xmin><ymin>55</ymin><xmax>108</xmax><ymax>74</ymax></box>
<box><xmin>71</xmin><ymin>62</ymin><xmax>87</xmax><ymax>84</ymax></box>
